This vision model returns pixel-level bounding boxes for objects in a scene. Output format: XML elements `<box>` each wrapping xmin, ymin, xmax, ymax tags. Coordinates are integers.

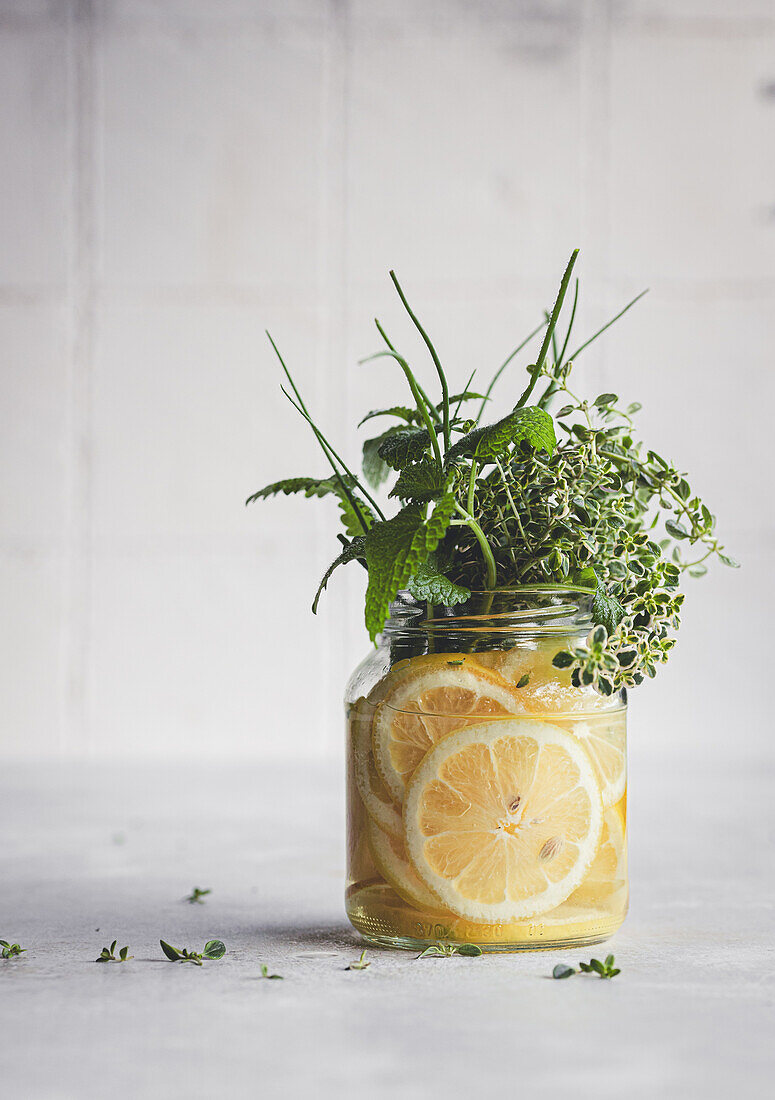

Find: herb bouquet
<box><xmin>249</xmin><ymin>250</ymin><xmax>735</xmax><ymax>951</ymax></box>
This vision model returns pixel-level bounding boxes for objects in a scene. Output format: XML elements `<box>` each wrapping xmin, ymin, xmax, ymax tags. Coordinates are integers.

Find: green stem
<box><xmin>515</xmin><ymin>249</ymin><xmax>579</xmax><ymax>410</ymax></box>
<box><xmin>389</xmin><ymin>271</ymin><xmax>451</xmax><ymax>451</ymax></box>
<box><xmin>477</xmin><ymin>320</ymin><xmax>546</xmax><ymax>421</ymax></box>
<box><xmin>361</xmin><ymin>349</ymin><xmax>443</xmax><ymax>470</ymax></box>
<box><xmin>454</xmin><ymin>502</ymin><xmax>497</xmax><ymax>589</ymax></box>
<box><xmin>466</xmin><ymin>460</ymin><xmax>478</xmax><ymax>515</ymax></box>
<box><xmin>268</xmin><ymin>332</ymin><xmax>384</xmax><ymax>531</ymax></box>
<box><xmin>374</xmin><ymin>319</ymin><xmax>441</xmax><ymax>424</ymax></box>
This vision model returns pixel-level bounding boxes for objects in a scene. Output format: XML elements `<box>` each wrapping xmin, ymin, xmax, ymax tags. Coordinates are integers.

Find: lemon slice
<box><xmin>404</xmin><ymin>718</ymin><xmax>603</xmax><ymax>923</ymax></box>
<box><xmin>475</xmin><ymin>642</ymin><xmax>614</xmax><ymax>715</ymax></box>
<box><xmin>372</xmin><ymin>662</ymin><xmax>522</xmax><ymax>803</ymax></box>
<box><xmin>561</xmin><ymin>711</ymin><xmax>626</xmax><ymax>808</ymax></box>
<box><xmin>350</xmin><ymin>698</ymin><xmax>403</xmax><ymax>838</ymax></box>
<box><xmin>568</xmin><ymin>803</ymin><xmax>627</xmax><ymax>906</ymax></box>
<box><xmin>366</xmin><ymin>818</ymin><xmax>449</xmax><ymax>915</ymax></box>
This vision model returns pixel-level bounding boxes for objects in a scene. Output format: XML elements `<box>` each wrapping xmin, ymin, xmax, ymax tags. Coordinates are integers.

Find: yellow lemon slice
<box><xmin>475</xmin><ymin>642</ymin><xmax>614</xmax><ymax>715</ymax></box>
<box><xmin>568</xmin><ymin>803</ymin><xmax>627</xmax><ymax>906</ymax></box>
<box><xmin>403</xmin><ymin>718</ymin><xmax>603</xmax><ymax>923</ymax></box>
<box><xmin>350</xmin><ymin>698</ymin><xmax>403</xmax><ymax>838</ymax></box>
<box><xmin>561</xmin><ymin>711</ymin><xmax>626</xmax><ymax>808</ymax></box>
<box><xmin>372</xmin><ymin>662</ymin><xmax>522</xmax><ymax>803</ymax></box>
<box><xmin>366</xmin><ymin>818</ymin><xmax>449</xmax><ymax>915</ymax></box>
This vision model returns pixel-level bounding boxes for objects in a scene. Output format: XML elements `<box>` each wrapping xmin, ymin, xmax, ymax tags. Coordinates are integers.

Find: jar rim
<box><xmin>384</xmin><ymin>586</ymin><xmax>596</xmax><ymax>639</ymax></box>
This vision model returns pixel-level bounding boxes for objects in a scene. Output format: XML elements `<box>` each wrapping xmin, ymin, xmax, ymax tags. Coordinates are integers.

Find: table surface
<box><xmin>1</xmin><ymin>753</ymin><xmax>773</xmax><ymax>1099</ymax></box>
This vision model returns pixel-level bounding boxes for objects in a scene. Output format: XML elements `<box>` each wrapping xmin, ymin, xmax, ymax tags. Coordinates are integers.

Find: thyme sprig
<box><xmin>553</xmin><ymin>955</ymin><xmax>621</xmax><ymax>979</ymax></box>
<box><xmin>185</xmin><ymin>886</ymin><xmax>211</xmax><ymax>904</ymax></box>
<box><xmin>96</xmin><ymin>940</ymin><xmax>132</xmax><ymax>962</ymax></box>
<box><xmin>0</xmin><ymin>940</ymin><xmax>26</xmax><ymax>959</ymax></box>
<box><xmin>249</xmin><ymin>251</ymin><xmax>735</xmax><ymax>691</ymax></box>
<box><xmin>417</xmin><ymin>942</ymin><xmax>482</xmax><ymax>958</ymax></box>
<box><xmin>160</xmin><ymin>939</ymin><xmax>226</xmax><ymax>965</ymax></box>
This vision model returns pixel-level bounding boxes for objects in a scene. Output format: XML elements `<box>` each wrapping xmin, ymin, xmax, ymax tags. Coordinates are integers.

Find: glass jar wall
<box><xmin>345</xmin><ymin>588</ymin><xmax>627</xmax><ymax>952</ymax></box>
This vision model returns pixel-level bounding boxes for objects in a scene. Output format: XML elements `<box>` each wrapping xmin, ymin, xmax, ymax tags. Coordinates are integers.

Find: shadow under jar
<box><xmin>345</xmin><ymin>588</ymin><xmax>627</xmax><ymax>953</ymax></box>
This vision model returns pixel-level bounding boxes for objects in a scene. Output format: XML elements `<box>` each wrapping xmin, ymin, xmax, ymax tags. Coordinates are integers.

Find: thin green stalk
<box><xmin>389</xmin><ymin>271</ymin><xmax>451</xmax><ymax>451</ymax></box>
<box><xmin>467</xmin><ymin>460</ymin><xmax>478</xmax><ymax>515</ymax></box>
<box><xmin>374</xmin><ymin>319</ymin><xmax>441</xmax><ymax>425</ymax></box>
<box><xmin>477</xmin><ymin>320</ymin><xmax>546</xmax><ymax>421</ymax></box>
<box><xmin>280</xmin><ymin>387</ymin><xmax>370</xmax><ymax>534</ymax></box>
<box><xmin>566</xmin><ymin>288</ymin><xmax>648</xmax><ymax>362</ymax></box>
<box><xmin>267</xmin><ymin>333</ymin><xmax>383</xmax><ymax>531</ymax></box>
<box><xmin>455</xmin><ymin>368</ymin><xmax>477</xmax><ymax>420</ymax></box>
<box><xmin>360</xmin><ymin>349</ymin><xmax>443</xmax><ymax>470</ymax></box>
<box><xmin>454</xmin><ymin>502</ymin><xmax>497</xmax><ymax>589</ymax></box>
<box><xmin>515</xmin><ymin>249</ymin><xmax>579</xmax><ymax>410</ymax></box>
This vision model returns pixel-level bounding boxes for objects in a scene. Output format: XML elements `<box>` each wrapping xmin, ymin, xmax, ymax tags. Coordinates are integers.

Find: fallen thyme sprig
<box><xmin>185</xmin><ymin>887</ymin><xmax>211</xmax><ymax>904</ymax></box>
<box><xmin>160</xmin><ymin>939</ymin><xmax>226</xmax><ymax>966</ymax></box>
<box><xmin>346</xmin><ymin>949</ymin><xmax>370</xmax><ymax>971</ymax></box>
<box><xmin>258</xmin><ymin>963</ymin><xmax>283</xmax><ymax>980</ymax></box>
<box><xmin>95</xmin><ymin>940</ymin><xmax>132</xmax><ymax>963</ymax></box>
<box><xmin>553</xmin><ymin>954</ymin><xmax>620</xmax><ymax>980</ymax></box>
<box><xmin>417</xmin><ymin>942</ymin><xmax>482</xmax><ymax>959</ymax></box>
<box><xmin>0</xmin><ymin>940</ymin><xmax>26</xmax><ymax>960</ymax></box>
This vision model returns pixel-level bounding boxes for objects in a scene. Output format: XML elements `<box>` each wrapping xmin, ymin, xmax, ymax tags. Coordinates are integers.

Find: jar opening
<box><xmin>382</xmin><ymin>586</ymin><xmax>595</xmax><ymax>640</ymax></box>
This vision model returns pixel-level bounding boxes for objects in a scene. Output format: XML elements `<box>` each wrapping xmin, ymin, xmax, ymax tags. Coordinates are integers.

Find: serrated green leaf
<box><xmin>377</xmin><ymin>427</ymin><xmax>432</xmax><ymax>471</ymax></box>
<box><xmin>389</xmin><ymin>457</ymin><xmax>447</xmax><ymax>502</ymax></box>
<box><xmin>364</xmin><ymin>496</ymin><xmax>456</xmax><ymax>641</ymax></box>
<box><xmin>246</xmin><ymin>474</ymin><xmax>373</xmax><ymax>537</ymax></box>
<box><xmin>407</xmin><ymin>557</ymin><xmax>471</xmax><ymax>606</ymax></box>
<box><xmin>591</xmin><ymin>585</ymin><xmax>626</xmax><ymax>636</ymax></box>
<box><xmin>357</xmin><ymin>406</ymin><xmax>417</xmax><ymax>427</ymax></box>
<box><xmin>362</xmin><ymin>430</ymin><xmax>397</xmax><ymax>489</ymax></box>
<box><xmin>446</xmin><ymin>406</ymin><xmax>556</xmax><ymax>464</ymax></box>
<box><xmin>440</xmin><ymin>391</ymin><xmax>487</xmax><ymax>408</ymax></box>
<box><xmin>246</xmin><ymin>476</ymin><xmax>341</xmax><ymax>506</ymax></box>
<box><xmin>203</xmin><ymin>940</ymin><xmax>226</xmax><ymax>959</ymax></box>
<box><xmin>312</xmin><ymin>536</ymin><xmax>367</xmax><ymax>614</ymax></box>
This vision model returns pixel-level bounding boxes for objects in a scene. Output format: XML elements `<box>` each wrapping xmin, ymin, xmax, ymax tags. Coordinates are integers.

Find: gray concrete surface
<box><xmin>1</xmin><ymin>753</ymin><xmax>773</xmax><ymax>1099</ymax></box>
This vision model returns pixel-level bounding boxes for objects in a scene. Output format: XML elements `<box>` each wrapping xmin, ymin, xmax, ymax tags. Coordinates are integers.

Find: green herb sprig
<box><xmin>96</xmin><ymin>940</ymin><xmax>132</xmax><ymax>963</ymax></box>
<box><xmin>249</xmin><ymin>250</ymin><xmax>736</xmax><ymax>692</ymax></box>
<box><xmin>346</xmin><ymin>949</ymin><xmax>371</xmax><ymax>970</ymax></box>
<box><xmin>553</xmin><ymin>954</ymin><xmax>621</xmax><ymax>980</ymax></box>
<box><xmin>258</xmin><ymin>963</ymin><xmax>283</xmax><ymax>980</ymax></box>
<box><xmin>0</xmin><ymin>940</ymin><xmax>26</xmax><ymax>959</ymax></box>
<box><xmin>160</xmin><ymin>939</ymin><xmax>226</xmax><ymax>965</ymax></box>
<box><xmin>185</xmin><ymin>887</ymin><xmax>211</xmax><ymax>904</ymax></box>
<box><xmin>417</xmin><ymin>942</ymin><xmax>482</xmax><ymax>959</ymax></box>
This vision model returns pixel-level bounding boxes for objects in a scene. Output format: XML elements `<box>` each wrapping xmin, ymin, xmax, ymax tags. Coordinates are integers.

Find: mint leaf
<box><xmin>245</xmin><ymin>476</ymin><xmax>345</xmax><ymax>505</ymax></box>
<box><xmin>362</xmin><ymin>431</ymin><xmax>396</xmax><ymax>489</ymax></box>
<box><xmin>358</xmin><ymin>406</ymin><xmax>417</xmax><ymax>427</ymax></box>
<box><xmin>312</xmin><ymin>536</ymin><xmax>367</xmax><ymax>613</ymax></box>
<box><xmin>246</xmin><ymin>475</ymin><xmax>373</xmax><ymax>537</ymax></box>
<box><xmin>389</xmin><ymin>457</ymin><xmax>447</xmax><ymax>502</ymax></box>
<box><xmin>446</xmin><ymin>406</ymin><xmax>556</xmax><ymax>464</ymax></box>
<box><xmin>377</xmin><ymin>427</ymin><xmax>432</xmax><ymax>471</ymax></box>
<box><xmin>591</xmin><ymin>585</ymin><xmax>626</xmax><ymax>636</ymax></box>
<box><xmin>408</xmin><ymin>557</ymin><xmax>471</xmax><ymax>606</ymax></box>
<box><xmin>364</xmin><ymin>495</ymin><xmax>456</xmax><ymax>640</ymax></box>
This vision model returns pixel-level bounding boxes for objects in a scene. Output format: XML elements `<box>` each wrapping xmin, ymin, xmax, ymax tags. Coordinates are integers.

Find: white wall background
<box><xmin>1</xmin><ymin>0</ymin><xmax>773</xmax><ymax>762</ymax></box>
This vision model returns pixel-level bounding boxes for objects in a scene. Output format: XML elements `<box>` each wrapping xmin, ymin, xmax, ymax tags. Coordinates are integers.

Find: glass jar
<box><xmin>345</xmin><ymin>588</ymin><xmax>627</xmax><ymax>952</ymax></box>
